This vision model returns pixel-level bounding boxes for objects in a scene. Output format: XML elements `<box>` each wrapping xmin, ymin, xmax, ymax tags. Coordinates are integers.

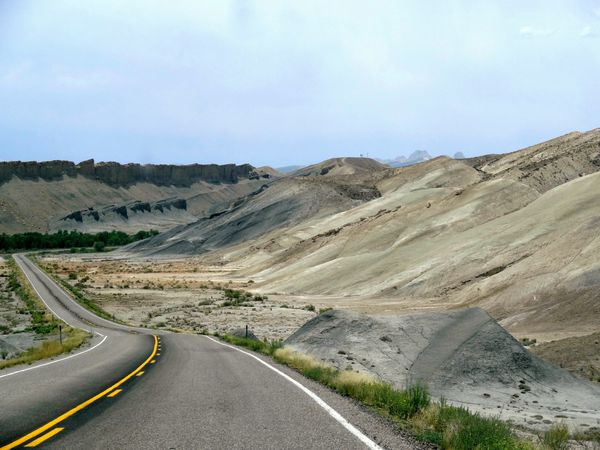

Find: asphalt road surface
<box><xmin>0</xmin><ymin>254</ymin><xmax>417</xmax><ymax>449</ymax></box>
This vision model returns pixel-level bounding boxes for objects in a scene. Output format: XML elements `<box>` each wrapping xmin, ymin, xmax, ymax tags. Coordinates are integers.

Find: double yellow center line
<box><xmin>1</xmin><ymin>335</ymin><xmax>159</xmax><ymax>449</ymax></box>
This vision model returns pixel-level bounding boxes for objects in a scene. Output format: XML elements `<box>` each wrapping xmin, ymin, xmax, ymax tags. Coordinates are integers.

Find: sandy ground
<box><xmin>38</xmin><ymin>255</ymin><xmax>318</xmax><ymax>341</ymax></box>
<box><xmin>531</xmin><ymin>333</ymin><xmax>600</xmax><ymax>384</ymax></box>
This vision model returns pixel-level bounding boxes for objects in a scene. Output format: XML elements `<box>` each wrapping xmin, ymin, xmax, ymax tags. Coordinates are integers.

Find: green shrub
<box><xmin>413</xmin><ymin>401</ymin><xmax>523</xmax><ymax>450</ymax></box>
<box><xmin>543</xmin><ymin>424</ymin><xmax>569</xmax><ymax>450</ymax></box>
<box><xmin>442</xmin><ymin>410</ymin><xmax>517</xmax><ymax>450</ymax></box>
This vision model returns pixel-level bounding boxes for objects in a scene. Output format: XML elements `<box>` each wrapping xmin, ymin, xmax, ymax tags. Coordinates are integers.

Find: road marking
<box><xmin>205</xmin><ymin>336</ymin><xmax>383</xmax><ymax>450</ymax></box>
<box><xmin>151</xmin><ymin>360</ymin><xmax>156</xmax><ymax>364</ymax></box>
<box><xmin>0</xmin><ymin>336</ymin><xmax>158</xmax><ymax>450</ymax></box>
<box><xmin>136</xmin><ymin>371</ymin><xmax>144</xmax><ymax>377</ymax></box>
<box><xmin>157</xmin><ymin>353</ymin><xmax>161</xmax><ymax>356</ymax></box>
<box><xmin>23</xmin><ymin>428</ymin><xmax>64</xmax><ymax>447</ymax></box>
<box><xmin>0</xmin><ymin>335</ymin><xmax>108</xmax><ymax>380</ymax></box>
<box><xmin>107</xmin><ymin>389</ymin><xmax>122</xmax><ymax>398</ymax></box>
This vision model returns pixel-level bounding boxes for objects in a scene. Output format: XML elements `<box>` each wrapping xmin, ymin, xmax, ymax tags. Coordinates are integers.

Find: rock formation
<box><xmin>0</xmin><ymin>159</ymin><xmax>254</xmax><ymax>187</ymax></box>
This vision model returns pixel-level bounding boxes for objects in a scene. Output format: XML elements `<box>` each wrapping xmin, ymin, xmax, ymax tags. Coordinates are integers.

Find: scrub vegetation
<box><xmin>33</xmin><ymin>257</ymin><xmax>115</xmax><ymax>322</ymax></box>
<box><xmin>0</xmin><ymin>229</ymin><xmax>158</xmax><ymax>251</ymax></box>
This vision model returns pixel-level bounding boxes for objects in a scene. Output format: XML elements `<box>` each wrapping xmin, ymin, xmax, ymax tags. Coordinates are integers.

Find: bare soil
<box><xmin>530</xmin><ymin>332</ymin><xmax>600</xmax><ymax>384</ymax></box>
<box><xmin>39</xmin><ymin>255</ymin><xmax>317</xmax><ymax>341</ymax></box>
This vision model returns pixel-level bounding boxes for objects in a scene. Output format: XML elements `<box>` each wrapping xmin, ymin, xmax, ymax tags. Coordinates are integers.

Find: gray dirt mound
<box><xmin>286</xmin><ymin>308</ymin><xmax>600</xmax><ymax>431</ymax></box>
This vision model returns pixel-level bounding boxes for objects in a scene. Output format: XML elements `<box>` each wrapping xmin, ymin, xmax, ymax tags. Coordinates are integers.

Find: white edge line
<box><xmin>15</xmin><ymin>255</ymin><xmax>69</xmax><ymax>324</ymax></box>
<box><xmin>0</xmin><ymin>335</ymin><xmax>108</xmax><ymax>379</ymax></box>
<box><xmin>205</xmin><ymin>336</ymin><xmax>384</xmax><ymax>450</ymax></box>
<box><xmin>0</xmin><ymin>255</ymin><xmax>108</xmax><ymax>378</ymax></box>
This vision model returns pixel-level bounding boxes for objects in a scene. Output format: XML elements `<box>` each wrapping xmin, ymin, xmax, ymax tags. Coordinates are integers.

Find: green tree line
<box><xmin>0</xmin><ymin>229</ymin><xmax>159</xmax><ymax>251</ymax></box>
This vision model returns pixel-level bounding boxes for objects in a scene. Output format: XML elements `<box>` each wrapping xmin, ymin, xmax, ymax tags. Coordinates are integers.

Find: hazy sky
<box><xmin>0</xmin><ymin>1</ymin><xmax>599</xmax><ymax>167</ymax></box>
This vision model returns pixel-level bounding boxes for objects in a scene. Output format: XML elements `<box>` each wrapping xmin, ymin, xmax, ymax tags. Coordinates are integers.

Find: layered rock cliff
<box><xmin>0</xmin><ymin>159</ymin><xmax>254</xmax><ymax>187</ymax></box>
<box><xmin>49</xmin><ymin>198</ymin><xmax>195</xmax><ymax>233</ymax></box>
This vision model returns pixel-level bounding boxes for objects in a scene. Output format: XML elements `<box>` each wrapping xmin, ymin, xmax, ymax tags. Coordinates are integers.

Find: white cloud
<box><xmin>580</xmin><ymin>25</ymin><xmax>595</xmax><ymax>37</ymax></box>
<box><xmin>0</xmin><ymin>62</ymin><xmax>32</xmax><ymax>84</ymax></box>
<box><xmin>52</xmin><ymin>68</ymin><xmax>117</xmax><ymax>90</ymax></box>
<box><xmin>519</xmin><ymin>25</ymin><xmax>555</xmax><ymax>38</ymax></box>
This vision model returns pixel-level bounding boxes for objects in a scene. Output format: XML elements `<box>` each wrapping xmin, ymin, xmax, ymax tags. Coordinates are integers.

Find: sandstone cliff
<box><xmin>0</xmin><ymin>159</ymin><xmax>254</xmax><ymax>187</ymax></box>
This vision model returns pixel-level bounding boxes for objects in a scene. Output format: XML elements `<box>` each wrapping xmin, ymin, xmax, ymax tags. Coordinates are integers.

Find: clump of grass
<box><xmin>412</xmin><ymin>401</ymin><xmax>530</xmax><ymax>449</ymax></box>
<box><xmin>543</xmin><ymin>424</ymin><xmax>570</xmax><ymax>450</ymax></box>
<box><xmin>220</xmin><ymin>334</ymin><xmax>283</xmax><ymax>355</ymax></box>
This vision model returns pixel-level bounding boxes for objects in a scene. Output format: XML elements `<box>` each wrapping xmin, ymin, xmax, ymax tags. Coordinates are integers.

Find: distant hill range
<box><xmin>275</xmin><ymin>165</ymin><xmax>303</xmax><ymax>174</ymax></box>
<box><xmin>376</xmin><ymin>150</ymin><xmax>465</xmax><ymax>168</ymax></box>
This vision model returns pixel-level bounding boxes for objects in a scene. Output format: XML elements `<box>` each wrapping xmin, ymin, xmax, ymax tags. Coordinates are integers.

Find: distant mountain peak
<box><xmin>377</xmin><ymin>150</ymin><xmax>432</xmax><ymax>168</ymax></box>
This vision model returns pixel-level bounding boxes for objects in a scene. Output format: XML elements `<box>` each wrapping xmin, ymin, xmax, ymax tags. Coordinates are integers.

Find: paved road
<box><xmin>0</xmin><ymin>254</ymin><xmax>416</xmax><ymax>449</ymax></box>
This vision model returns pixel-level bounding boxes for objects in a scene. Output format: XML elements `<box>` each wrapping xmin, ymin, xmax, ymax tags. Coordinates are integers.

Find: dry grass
<box><xmin>273</xmin><ymin>347</ymin><xmax>331</xmax><ymax>372</ymax></box>
<box><xmin>0</xmin><ymin>327</ymin><xmax>89</xmax><ymax>370</ymax></box>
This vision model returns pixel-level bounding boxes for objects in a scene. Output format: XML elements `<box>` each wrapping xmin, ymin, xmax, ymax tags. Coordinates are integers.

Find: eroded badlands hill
<box><xmin>127</xmin><ymin>128</ymin><xmax>600</xmax><ymax>342</ymax></box>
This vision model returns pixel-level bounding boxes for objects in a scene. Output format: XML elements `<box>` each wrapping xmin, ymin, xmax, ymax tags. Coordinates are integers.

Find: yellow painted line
<box><xmin>1</xmin><ymin>336</ymin><xmax>158</xmax><ymax>450</ymax></box>
<box><xmin>136</xmin><ymin>371</ymin><xmax>144</xmax><ymax>377</ymax></box>
<box><xmin>107</xmin><ymin>389</ymin><xmax>122</xmax><ymax>398</ymax></box>
<box><xmin>24</xmin><ymin>428</ymin><xmax>64</xmax><ymax>447</ymax></box>
<box><xmin>150</xmin><ymin>360</ymin><xmax>156</xmax><ymax>364</ymax></box>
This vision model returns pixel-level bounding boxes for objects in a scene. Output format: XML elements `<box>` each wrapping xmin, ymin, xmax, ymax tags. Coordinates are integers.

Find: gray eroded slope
<box><xmin>286</xmin><ymin>309</ymin><xmax>600</xmax><ymax>430</ymax></box>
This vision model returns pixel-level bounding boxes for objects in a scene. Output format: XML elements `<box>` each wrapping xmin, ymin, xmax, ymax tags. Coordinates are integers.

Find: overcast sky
<box><xmin>0</xmin><ymin>1</ymin><xmax>599</xmax><ymax>167</ymax></box>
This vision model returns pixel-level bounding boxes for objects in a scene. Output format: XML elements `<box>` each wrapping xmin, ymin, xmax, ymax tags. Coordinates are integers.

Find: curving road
<box><xmin>0</xmin><ymin>254</ymin><xmax>416</xmax><ymax>449</ymax></box>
